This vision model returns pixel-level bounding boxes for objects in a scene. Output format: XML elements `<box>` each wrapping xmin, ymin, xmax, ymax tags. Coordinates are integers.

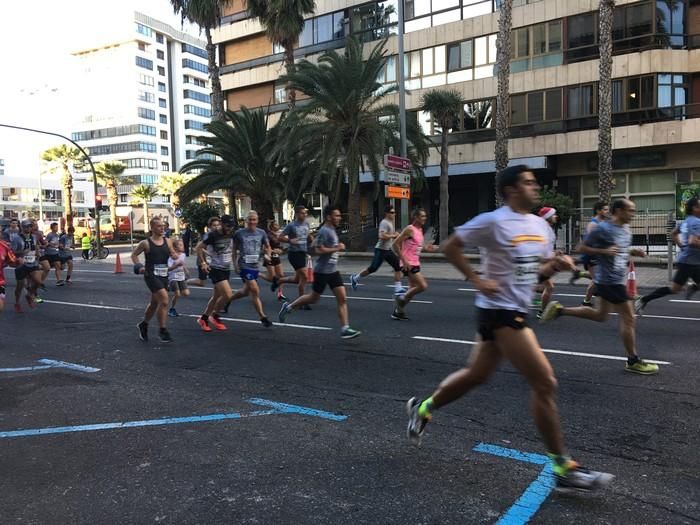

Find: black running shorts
<box><xmin>312</xmin><ymin>271</ymin><xmax>344</xmax><ymax>294</ymax></box>
<box><xmin>402</xmin><ymin>265</ymin><xmax>421</xmax><ymax>276</ymax></box>
<box><xmin>15</xmin><ymin>265</ymin><xmax>40</xmax><ymax>281</ymax></box>
<box><xmin>144</xmin><ymin>275</ymin><xmax>169</xmax><ymax>293</ymax></box>
<box><xmin>595</xmin><ymin>284</ymin><xmax>630</xmax><ymax>304</ymax></box>
<box><xmin>197</xmin><ymin>263</ymin><xmax>208</xmax><ymax>281</ymax></box>
<box><xmin>40</xmin><ymin>254</ymin><xmax>60</xmax><ymax>265</ymax></box>
<box><xmin>673</xmin><ymin>263</ymin><xmax>700</xmax><ymax>287</ymax></box>
<box><xmin>263</xmin><ymin>253</ymin><xmax>282</xmax><ymax>267</ymax></box>
<box><xmin>209</xmin><ymin>267</ymin><xmax>231</xmax><ymax>284</ymax></box>
<box><xmin>288</xmin><ymin>251</ymin><xmax>307</xmax><ymax>271</ymax></box>
<box><xmin>477</xmin><ymin>308</ymin><xmax>529</xmax><ymax>341</ymax></box>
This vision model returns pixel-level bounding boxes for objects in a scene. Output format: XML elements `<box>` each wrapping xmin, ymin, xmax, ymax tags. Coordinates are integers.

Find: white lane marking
<box><xmin>630</xmin><ymin>313</ymin><xmax>700</xmax><ymax>321</ymax></box>
<box><xmin>670</xmin><ymin>299</ymin><xmax>700</xmax><ymax>304</ymax></box>
<box><xmin>40</xmin><ymin>300</ymin><xmax>132</xmax><ymax>311</ymax></box>
<box><xmin>460</xmin><ymin>288</ymin><xmax>586</xmax><ymax>298</ymax></box>
<box><xmin>36</xmin><ymin>359</ymin><xmax>101</xmax><ymax>373</ymax></box>
<box><xmin>412</xmin><ymin>336</ymin><xmax>671</xmax><ymax>365</ymax></box>
<box><xmin>181</xmin><ymin>314</ymin><xmax>332</xmax><ymax>331</ymax></box>
<box><xmin>458</xmin><ymin>288</ymin><xmax>478</xmax><ymax>292</ymax></box>
<box><xmin>322</xmin><ymin>295</ymin><xmax>432</xmax><ymax>304</ymax></box>
<box><xmin>71</xmin><ymin>269</ymin><xmax>114</xmax><ymax>274</ymax></box>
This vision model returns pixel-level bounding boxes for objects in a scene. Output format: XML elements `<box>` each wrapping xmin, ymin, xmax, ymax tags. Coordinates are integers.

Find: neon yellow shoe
<box><xmin>625</xmin><ymin>359</ymin><xmax>659</xmax><ymax>375</ymax></box>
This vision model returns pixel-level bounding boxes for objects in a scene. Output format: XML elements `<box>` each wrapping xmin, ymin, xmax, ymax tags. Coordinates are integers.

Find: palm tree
<box><xmin>41</xmin><ymin>145</ymin><xmax>85</xmax><ymax>229</ymax></box>
<box><xmin>246</xmin><ymin>0</ymin><xmax>316</xmax><ymax>107</ymax></box>
<box><xmin>598</xmin><ymin>0</ymin><xmax>615</xmax><ymax>204</ymax></box>
<box><xmin>158</xmin><ymin>173</ymin><xmax>189</xmax><ymax>233</ymax></box>
<box><xmin>130</xmin><ymin>185</ymin><xmax>159</xmax><ymax>230</ymax></box>
<box><xmin>278</xmin><ymin>37</ymin><xmax>430</xmax><ymax>249</ymax></box>
<box><xmin>420</xmin><ymin>89</ymin><xmax>462</xmax><ymax>242</ymax></box>
<box><xmin>494</xmin><ymin>0</ymin><xmax>513</xmax><ymax>206</ymax></box>
<box><xmin>170</xmin><ymin>0</ymin><xmax>233</xmax><ymax>122</ymax></box>
<box><xmin>177</xmin><ymin>107</ymin><xmax>287</xmax><ymax>225</ymax></box>
<box><xmin>95</xmin><ymin>161</ymin><xmax>126</xmax><ymax>234</ymax></box>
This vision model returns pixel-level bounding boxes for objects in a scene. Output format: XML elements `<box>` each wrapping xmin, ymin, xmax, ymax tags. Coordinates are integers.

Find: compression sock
<box><xmin>642</xmin><ymin>286</ymin><xmax>672</xmax><ymax>304</ymax></box>
<box><xmin>418</xmin><ymin>397</ymin><xmax>434</xmax><ymax>419</ymax></box>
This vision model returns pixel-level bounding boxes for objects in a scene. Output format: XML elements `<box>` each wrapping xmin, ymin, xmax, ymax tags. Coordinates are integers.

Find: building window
<box><xmin>157</xmin><ymin>66</ymin><xmax>166</xmax><ymax>76</ymax></box>
<box><xmin>185</xmin><ymin>105</ymin><xmax>211</xmax><ymax>117</ymax></box>
<box><xmin>377</xmin><ymin>55</ymin><xmax>398</xmax><ymax>84</ymax></box>
<box><xmin>445</xmin><ymin>34</ymin><xmax>496</xmax><ymax>83</ymax></box>
<box><xmin>511</xmin><ymin>20</ymin><xmax>563</xmax><ymax>73</ymax></box>
<box><xmin>135</xmin><ymin>56</ymin><xmax>153</xmax><ymax>70</ymax></box>
<box><xmin>158</xmin><ymin>82</ymin><xmax>166</xmax><ymax>92</ymax></box>
<box><xmin>185</xmin><ymin>120</ymin><xmax>207</xmax><ymax>131</ymax></box>
<box><xmin>122</xmin><ymin>158</ymin><xmax>158</xmax><ymax>170</ymax></box>
<box><xmin>160</xmin><ymin>130</ymin><xmax>168</xmax><ymax>140</ymax></box>
<box><xmin>161</xmin><ymin>146</ymin><xmax>169</xmax><ymax>156</ymax></box>
<box><xmin>138</xmin><ymin>107</ymin><xmax>156</xmax><ymax>120</ymax></box>
<box><xmin>136</xmin><ymin>23</ymin><xmax>152</xmax><ymax>37</ymax></box>
<box><xmin>72</xmin><ymin>124</ymin><xmax>156</xmax><ymax>141</ymax></box>
<box><xmin>182</xmin><ymin>43</ymin><xmax>208</xmax><ymax>59</ymax></box>
<box><xmin>568</xmin><ymin>84</ymin><xmax>596</xmax><ymax>118</ymax></box>
<box><xmin>182</xmin><ymin>59</ymin><xmax>208</xmax><ymax>73</ymax></box>
<box><xmin>138</xmin><ymin>42</ymin><xmax>146</xmax><ymax>51</ymax></box>
<box><xmin>351</xmin><ymin>1</ymin><xmax>397</xmax><ymax>43</ymax></box>
<box><xmin>74</xmin><ymin>191</ymin><xmax>85</xmax><ymax>204</ymax></box>
<box><xmin>138</xmin><ymin>90</ymin><xmax>155</xmax><ymax>103</ymax></box>
<box><xmin>157</xmin><ymin>49</ymin><xmax>165</xmax><ymax>60</ymax></box>
<box><xmin>139</xmin><ymin>74</ymin><xmax>154</xmax><ymax>86</ymax></box>
<box><xmin>159</xmin><ymin>114</ymin><xmax>167</xmax><ymax>124</ymax></box>
<box><xmin>298</xmin><ymin>9</ymin><xmax>346</xmax><ymax>47</ymax></box>
<box><xmin>156</xmin><ymin>33</ymin><xmax>164</xmax><ymax>44</ymax></box>
<box><xmin>274</xmin><ymin>82</ymin><xmax>286</xmax><ymax>104</ymax></box>
<box><xmin>186</xmin><ymin>135</ymin><xmax>206</xmax><ymax>146</ymax></box>
<box><xmin>510</xmin><ymin>89</ymin><xmax>562</xmax><ymax>125</ymax></box>
<box><xmin>405</xmin><ymin>0</ymin><xmax>490</xmax><ymax>33</ymax></box>
<box><xmin>161</xmin><ymin>162</ymin><xmax>170</xmax><ymax>171</ymax></box>
<box><xmin>159</xmin><ymin>98</ymin><xmax>167</xmax><ymax>108</ymax></box>
<box><xmin>657</xmin><ymin>74</ymin><xmax>688</xmax><ymax>108</ymax></box>
<box><xmin>566</xmin><ymin>12</ymin><xmax>597</xmax><ymax>62</ymax></box>
<box><xmin>612</xmin><ymin>1</ymin><xmax>654</xmax><ymax>51</ymax></box>
<box><xmin>183</xmin><ymin>89</ymin><xmax>211</xmax><ymax>103</ymax></box>
<box><xmin>88</xmin><ymin>142</ymin><xmax>157</xmax><ymax>156</ymax></box>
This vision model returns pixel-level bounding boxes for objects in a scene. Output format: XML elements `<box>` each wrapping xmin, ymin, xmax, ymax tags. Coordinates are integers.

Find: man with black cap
<box><xmin>195</xmin><ymin>214</ymin><xmax>237</xmax><ymax>332</ymax></box>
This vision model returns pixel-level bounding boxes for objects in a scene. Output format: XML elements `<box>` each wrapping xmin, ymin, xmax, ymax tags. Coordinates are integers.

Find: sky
<box><xmin>0</xmin><ymin>0</ymin><xmax>198</xmax><ymax>178</ymax></box>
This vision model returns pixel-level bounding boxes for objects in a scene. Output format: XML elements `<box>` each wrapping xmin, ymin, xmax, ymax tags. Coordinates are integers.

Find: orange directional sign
<box><xmin>385</xmin><ymin>185</ymin><xmax>411</xmax><ymax>199</ymax></box>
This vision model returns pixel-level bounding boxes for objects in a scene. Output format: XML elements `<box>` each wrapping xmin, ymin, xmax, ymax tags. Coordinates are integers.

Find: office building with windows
<box><xmin>71</xmin><ymin>12</ymin><xmax>211</xmax><ymax>214</ymax></box>
<box><xmin>213</xmin><ymin>0</ymin><xmax>700</xmax><ymax>228</ymax></box>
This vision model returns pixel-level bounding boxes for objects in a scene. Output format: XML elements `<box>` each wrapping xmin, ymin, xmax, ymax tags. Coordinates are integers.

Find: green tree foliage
<box><xmin>180</xmin><ymin>201</ymin><xmax>222</xmax><ymax>234</ymax></box>
<box><xmin>538</xmin><ymin>186</ymin><xmax>574</xmax><ymax>225</ymax></box>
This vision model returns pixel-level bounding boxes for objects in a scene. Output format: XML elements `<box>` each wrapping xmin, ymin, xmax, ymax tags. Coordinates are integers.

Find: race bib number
<box><xmin>172</xmin><ymin>268</ymin><xmax>185</xmax><ymax>280</ymax></box>
<box><xmin>153</xmin><ymin>264</ymin><xmax>168</xmax><ymax>277</ymax></box>
<box><xmin>244</xmin><ymin>254</ymin><xmax>259</xmax><ymax>264</ymax></box>
<box><xmin>329</xmin><ymin>252</ymin><xmax>339</xmax><ymax>263</ymax></box>
<box><xmin>23</xmin><ymin>254</ymin><xmax>36</xmax><ymax>264</ymax></box>
<box><xmin>222</xmin><ymin>252</ymin><xmax>232</xmax><ymax>263</ymax></box>
<box><xmin>513</xmin><ymin>256</ymin><xmax>540</xmax><ymax>285</ymax></box>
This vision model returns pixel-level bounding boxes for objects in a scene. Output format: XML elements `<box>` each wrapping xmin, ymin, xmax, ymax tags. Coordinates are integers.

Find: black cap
<box><xmin>220</xmin><ymin>215</ymin><xmax>236</xmax><ymax>226</ymax></box>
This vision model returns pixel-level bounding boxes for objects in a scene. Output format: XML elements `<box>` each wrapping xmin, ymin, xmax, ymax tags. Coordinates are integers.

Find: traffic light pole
<box><xmin>0</xmin><ymin>123</ymin><xmax>101</xmax><ymax>254</ymax></box>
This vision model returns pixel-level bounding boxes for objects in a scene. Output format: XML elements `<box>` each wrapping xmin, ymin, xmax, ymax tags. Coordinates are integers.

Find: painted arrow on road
<box><xmin>0</xmin><ymin>359</ymin><xmax>101</xmax><ymax>374</ymax></box>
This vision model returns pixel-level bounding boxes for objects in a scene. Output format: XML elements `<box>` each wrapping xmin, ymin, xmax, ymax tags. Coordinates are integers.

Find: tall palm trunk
<box><xmin>438</xmin><ymin>126</ymin><xmax>450</xmax><ymax>243</ymax></box>
<box><xmin>494</xmin><ymin>0</ymin><xmax>513</xmax><ymax>207</ymax></box>
<box><xmin>598</xmin><ymin>0</ymin><xmax>615</xmax><ymax>203</ymax></box>
<box><xmin>62</xmin><ymin>165</ymin><xmax>74</xmax><ymax>229</ymax></box>
<box><xmin>107</xmin><ymin>183</ymin><xmax>118</xmax><ymax>233</ymax></box>
<box><xmin>284</xmin><ymin>44</ymin><xmax>297</xmax><ymax>107</ymax></box>
<box><xmin>346</xmin><ymin>164</ymin><xmax>363</xmax><ymax>251</ymax></box>
<box><xmin>251</xmin><ymin>197</ymin><xmax>275</xmax><ymax>226</ymax></box>
<box><xmin>205</xmin><ymin>27</ymin><xmax>225</xmax><ymax>122</ymax></box>
<box><xmin>142</xmin><ymin>202</ymin><xmax>149</xmax><ymax>229</ymax></box>
<box><xmin>224</xmin><ymin>188</ymin><xmax>238</xmax><ymax>219</ymax></box>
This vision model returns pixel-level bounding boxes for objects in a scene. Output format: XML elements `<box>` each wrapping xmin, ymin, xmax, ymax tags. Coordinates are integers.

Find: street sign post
<box><xmin>384</xmin><ymin>154</ymin><xmax>412</xmax><ymax>171</ymax></box>
<box><xmin>385</xmin><ymin>170</ymin><xmax>411</xmax><ymax>186</ymax></box>
<box><xmin>385</xmin><ymin>185</ymin><xmax>411</xmax><ymax>199</ymax></box>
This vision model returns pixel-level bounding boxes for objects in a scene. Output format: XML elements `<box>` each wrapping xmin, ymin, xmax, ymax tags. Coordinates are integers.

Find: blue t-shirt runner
<box><xmin>234</xmin><ymin>228</ymin><xmax>269</xmax><ymax>280</ymax></box>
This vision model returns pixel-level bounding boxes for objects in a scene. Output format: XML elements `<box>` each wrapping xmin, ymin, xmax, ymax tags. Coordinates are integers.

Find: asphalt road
<box><xmin>0</xmin><ymin>264</ymin><xmax>698</xmax><ymax>525</ymax></box>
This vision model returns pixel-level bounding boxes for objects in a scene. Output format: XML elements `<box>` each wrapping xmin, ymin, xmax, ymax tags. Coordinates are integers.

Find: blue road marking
<box><xmin>0</xmin><ymin>398</ymin><xmax>346</xmax><ymax>439</ymax></box>
<box><xmin>473</xmin><ymin>443</ymin><xmax>555</xmax><ymax>525</ymax></box>
<box><xmin>0</xmin><ymin>359</ymin><xmax>100</xmax><ymax>374</ymax></box>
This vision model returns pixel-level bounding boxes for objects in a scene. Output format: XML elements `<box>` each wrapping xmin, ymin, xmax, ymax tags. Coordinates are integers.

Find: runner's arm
<box><xmin>130</xmin><ymin>240</ymin><xmax>147</xmax><ymax>264</ymax></box>
<box><xmin>195</xmin><ymin>241</ymin><xmax>209</xmax><ymax>270</ymax></box>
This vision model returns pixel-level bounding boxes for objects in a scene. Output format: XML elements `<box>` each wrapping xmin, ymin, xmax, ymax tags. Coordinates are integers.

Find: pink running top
<box><xmin>401</xmin><ymin>224</ymin><xmax>424</xmax><ymax>266</ymax></box>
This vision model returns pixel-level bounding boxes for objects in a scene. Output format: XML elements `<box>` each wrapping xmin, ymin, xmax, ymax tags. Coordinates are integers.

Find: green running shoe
<box><xmin>625</xmin><ymin>359</ymin><xmax>659</xmax><ymax>375</ymax></box>
<box><xmin>540</xmin><ymin>301</ymin><xmax>563</xmax><ymax>323</ymax></box>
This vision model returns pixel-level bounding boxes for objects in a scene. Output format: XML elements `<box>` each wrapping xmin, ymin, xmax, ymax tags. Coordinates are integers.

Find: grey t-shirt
<box><xmin>375</xmin><ymin>219</ymin><xmax>395</xmax><ymax>250</ymax></box>
<box><xmin>234</xmin><ymin>228</ymin><xmax>269</xmax><ymax>270</ymax></box>
<box><xmin>283</xmin><ymin>220</ymin><xmax>311</xmax><ymax>252</ymax></box>
<box><xmin>313</xmin><ymin>225</ymin><xmax>340</xmax><ymax>274</ymax></box>
<box><xmin>678</xmin><ymin>215</ymin><xmax>700</xmax><ymax>265</ymax></box>
<box><xmin>203</xmin><ymin>231</ymin><xmax>234</xmax><ymax>270</ymax></box>
<box><xmin>45</xmin><ymin>232</ymin><xmax>60</xmax><ymax>255</ymax></box>
<box><xmin>59</xmin><ymin>234</ymin><xmax>74</xmax><ymax>255</ymax></box>
<box><xmin>585</xmin><ymin>221</ymin><xmax>632</xmax><ymax>285</ymax></box>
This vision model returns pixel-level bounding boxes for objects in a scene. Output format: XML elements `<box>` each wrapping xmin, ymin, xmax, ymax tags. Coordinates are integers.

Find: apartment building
<box><xmin>71</xmin><ymin>12</ymin><xmax>212</xmax><ymax>222</ymax></box>
<box><xmin>213</xmin><ymin>0</ymin><xmax>700</xmax><ymax>228</ymax></box>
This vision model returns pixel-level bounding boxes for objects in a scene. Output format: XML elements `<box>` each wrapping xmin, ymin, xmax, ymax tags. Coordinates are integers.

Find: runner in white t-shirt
<box><xmin>405</xmin><ymin>165</ymin><xmax>614</xmax><ymax>493</ymax></box>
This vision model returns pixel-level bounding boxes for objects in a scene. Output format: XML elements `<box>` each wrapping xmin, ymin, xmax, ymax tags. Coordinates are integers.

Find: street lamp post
<box><xmin>396</xmin><ymin>0</ymin><xmax>409</xmax><ymax>228</ymax></box>
<box><xmin>0</xmin><ymin>123</ymin><xmax>101</xmax><ymax>254</ymax></box>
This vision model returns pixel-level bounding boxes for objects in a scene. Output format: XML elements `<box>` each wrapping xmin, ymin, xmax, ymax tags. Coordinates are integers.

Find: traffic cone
<box><xmin>626</xmin><ymin>260</ymin><xmax>638</xmax><ymax>298</ymax></box>
<box><xmin>306</xmin><ymin>255</ymin><xmax>314</xmax><ymax>283</ymax></box>
<box><xmin>114</xmin><ymin>252</ymin><xmax>124</xmax><ymax>274</ymax></box>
